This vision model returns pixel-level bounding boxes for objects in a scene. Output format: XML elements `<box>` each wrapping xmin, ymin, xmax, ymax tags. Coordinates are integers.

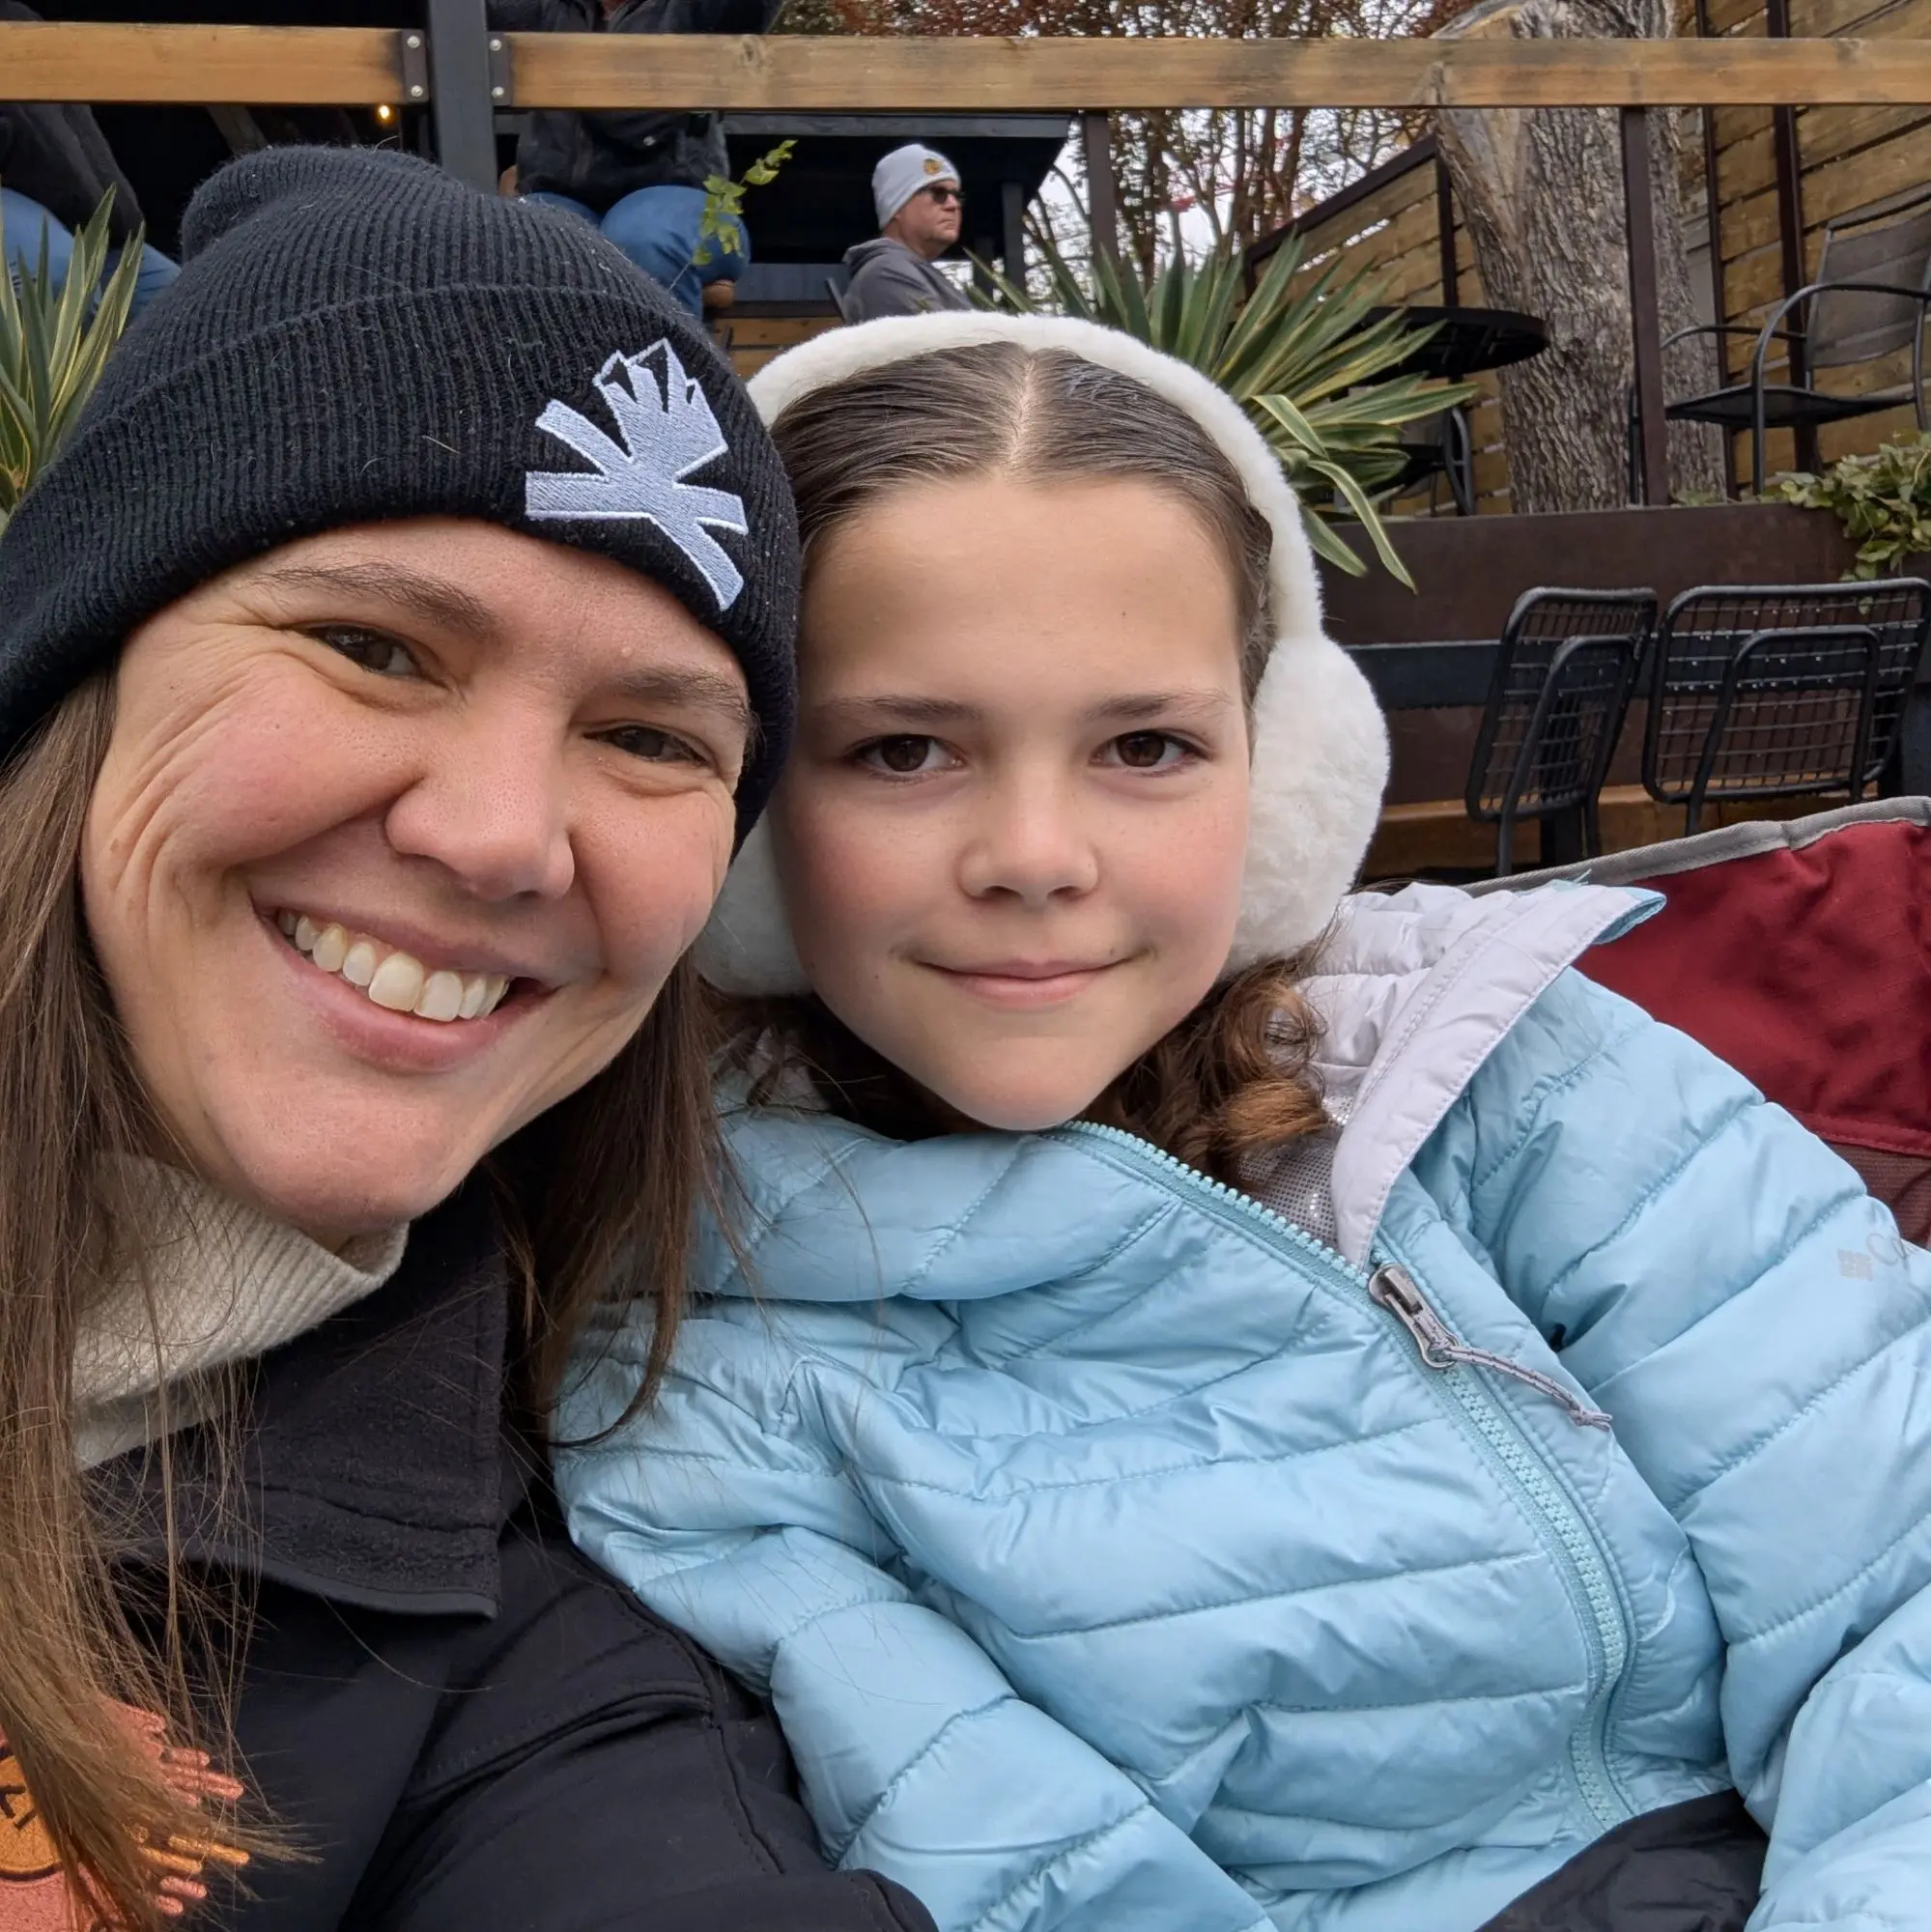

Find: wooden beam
<box><xmin>505</xmin><ymin>34</ymin><xmax>1931</xmax><ymax>112</ymax></box>
<box><xmin>0</xmin><ymin>22</ymin><xmax>405</xmax><ymax>105</ymax></box>
<box><xmin>7</xmin><ymin>24</ymin><xmax>1931</xmax><ymax>111</ymax></box>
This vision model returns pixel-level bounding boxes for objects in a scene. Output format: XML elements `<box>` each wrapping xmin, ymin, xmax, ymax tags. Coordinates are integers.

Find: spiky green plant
<box><xmin>0</xmin><ymin>187</ymin><xmax>143</xmax><ymax>534</ymax></box>
<box><xmin>976</xmin><ymin>234</ymin><xmax>1475</xmax><ymax>584</ymax></box>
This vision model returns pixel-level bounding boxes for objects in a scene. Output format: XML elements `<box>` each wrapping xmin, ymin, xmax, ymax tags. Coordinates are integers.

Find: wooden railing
<box><xmin>4</xmin><ymin>22</ymin><xmax>1931</xmax><ymax>107</ymax></box>
<box><xmin>6</xmin><ymin>15</ymin><xmax>1931</xmax><ymax>506</ymax></box>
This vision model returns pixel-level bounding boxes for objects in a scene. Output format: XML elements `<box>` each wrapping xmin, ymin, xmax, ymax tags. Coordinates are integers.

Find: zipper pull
<box><xmin>1367</xmin><ymin>1262</ymin><xmax>1461</xmax><ymax>1368</ymax></box>
<box><xmin>1368</xmin><ymin>1264</ymin><xmax>1613</xmax><ymax>1431</ymax></box>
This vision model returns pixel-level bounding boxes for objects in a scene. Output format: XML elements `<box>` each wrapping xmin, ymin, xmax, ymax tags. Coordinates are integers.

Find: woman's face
<box><xmin>83</xmin><ymin>518</ymin><xmax>751</xmax><ymax>1246</ymax></box>
<box><xmin>772</xmin><ymin>472</ymin><xmax>1251</xmax><ymax>1133</ymax></box>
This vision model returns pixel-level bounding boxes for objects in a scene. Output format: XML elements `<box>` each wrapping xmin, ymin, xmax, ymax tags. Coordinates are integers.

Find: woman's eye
<box><xmin>307</xmin><ymin>625</ymin><xmax>418</xmax><ymax>679</ymax></box>
<box><xmin>600</xmin><ymin>724</ymin><xmax>708</xmax><ymax>766</ymax></box>
<box><xmin>1106</xmin><ymin>731</ymin><xmax>1192</xmax><ymax>771</ymax></box>
<box><xmin>857</xmin><ymin>735</ymin><xmax>952</xmax><ymax>777</ymax></box>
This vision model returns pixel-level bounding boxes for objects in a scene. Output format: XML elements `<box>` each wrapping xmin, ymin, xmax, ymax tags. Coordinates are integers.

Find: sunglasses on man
<box><xmin>922</xmin><ymin>184</ymin><xmax>965</xmax><ymax>207</ymax></box>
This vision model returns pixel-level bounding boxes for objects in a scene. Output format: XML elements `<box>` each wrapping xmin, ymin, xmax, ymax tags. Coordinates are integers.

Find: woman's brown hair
<box><xmin>734</xmin><ymin>341</ymin><xmax>1328</xmax><ymax>1179</ymax></box>
<box><xmin>0</xmin><ymin>679</ymin><xmax>721</xmax><ymax>1927</ymax></box>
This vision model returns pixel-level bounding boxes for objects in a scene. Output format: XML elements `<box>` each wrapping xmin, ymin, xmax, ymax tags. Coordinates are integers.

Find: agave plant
<box><xmin>0</xmin><ymin>188</ymin><xmax>143</xmax><ymax>534</ymax></box>
<box><xmin>977</xmin><ymin>234</ymin><xmax>1476</xmax><ymax>584</ymax></box>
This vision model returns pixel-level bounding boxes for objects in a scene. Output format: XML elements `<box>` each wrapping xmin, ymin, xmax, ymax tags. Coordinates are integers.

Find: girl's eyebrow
<box><xmin>1086</xmin><ymin>691</ymin><xmax>1236</xmax><ymax>724</ymax></box>
<box><xmin>810</xmin><ymin>695</ymin><xmax>979</xmax><ymax>725</ymax></box>
<box><xmin>810</xmin><ymin>691</ymin><xmax>1235</xmax><ymax>726</ymax></box>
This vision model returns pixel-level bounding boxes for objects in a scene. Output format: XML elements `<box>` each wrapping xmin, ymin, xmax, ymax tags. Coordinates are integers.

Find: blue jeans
<box><xmin>524</xmin><ymin>184</ymin><xmax>748</xmax><ymax>320</ymax></box>
<box><xmin>1</xmin><ymin>186</ymin><xmax>180</xmax><ymax>318</ymax></box>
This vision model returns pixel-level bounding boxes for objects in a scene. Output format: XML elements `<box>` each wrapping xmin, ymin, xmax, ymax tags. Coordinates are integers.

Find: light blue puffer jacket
<box><xmin>558</xmin><ymin>881</ymin><xmax>1931</xmax><ymax>1932</ymax></box>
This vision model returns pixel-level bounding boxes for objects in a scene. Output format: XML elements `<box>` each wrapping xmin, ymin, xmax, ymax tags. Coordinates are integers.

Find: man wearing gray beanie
<box><xmin>840</xmin><ymin>142</ymin><xmax>971</xmax><ymax>323</ymax></box>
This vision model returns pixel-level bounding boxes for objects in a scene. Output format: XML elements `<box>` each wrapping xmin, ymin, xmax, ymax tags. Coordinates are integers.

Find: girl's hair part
<box><xmin>734</xmin><ymin>340</ymin><xmax>1326</xmax><ymax>1176</ymax></box>
<box><xmin>772</xmin><ymin>340</ymin><xmax>1280</xmax><ymax>703</ymax></box>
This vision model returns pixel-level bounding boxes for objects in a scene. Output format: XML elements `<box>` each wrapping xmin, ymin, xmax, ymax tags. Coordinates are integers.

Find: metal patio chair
<box><xmin>1662</xmin><ymin>184</ymin><xmax>1931</xmax><ymax>494</ymax></box>
<box><xmin>1465</xmin><ymin>587</ymin><xmax>1657</xmax><ymax>877</ymax></box>
<box><xmin>1642</xmin><ymin>581</ymin><xmax>1931</xmax><ymax>835</ymax></box>
<box><xmin>1391</xmin><ymin>403</ymin><xmax>1476</xmax><ymax>517</ymax></box>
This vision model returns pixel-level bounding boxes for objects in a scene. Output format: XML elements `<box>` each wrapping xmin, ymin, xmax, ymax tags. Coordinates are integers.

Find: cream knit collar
<box><xmin>73</xmin><ymin>1160</ymin><xmax>408</xmax><ymax>1468</ymax></box>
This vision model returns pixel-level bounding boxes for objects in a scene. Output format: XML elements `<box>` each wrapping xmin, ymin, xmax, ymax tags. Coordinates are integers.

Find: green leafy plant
<box><xmin>974</xmin><ymin>233</ymin><xmax>1476</xmax><ymax>583</ymax></box>
<box><xmin>1</xmin><ymin>186</ymin><xmax>142</xmax><ymax>533</ymax></box>
<box><xmin>1765</xmin><ymin>435</ymin><xmax>1931</xmax><ymax>581</ymax></box>
<box><xmin>695</xmin><ymin>139</ymin><xmax>796</xmax><ymax>269</ymax></box>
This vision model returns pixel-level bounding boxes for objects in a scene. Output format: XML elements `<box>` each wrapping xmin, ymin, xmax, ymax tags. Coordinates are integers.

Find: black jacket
<box><xmin>489</xmin><ymin>0</ymin><xmax>785</xmax><ymax>210</ymax></box>
<box><xmin>0</xmin><ymin>2</ymin><xmax>144</xmax><ymax>244</ymax></box>
<box><xmin>97</xmin><ymin>1182</ymin><xmax>935</xmax><ymax>1932</ymax></box>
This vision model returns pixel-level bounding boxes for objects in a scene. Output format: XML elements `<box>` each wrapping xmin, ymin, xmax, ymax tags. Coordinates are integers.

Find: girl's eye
<box><xmin>1106</xmin><ymin>731</ymin><xmax>1193</xmax><ymax>771</ymax></box>
<box><xmin>307</xmin><ymin>625</ymin><xmax>418</xmax><ymax>679</ymax></box>
<box><xmin>598</xmin><ymin>724</ymin><xmax>708</xmax><ymax>767</ymax></box>
<box><xmin>857</xmin><ymin>735</ymin><xmax>953</xmax><ymax>777</ymax></box>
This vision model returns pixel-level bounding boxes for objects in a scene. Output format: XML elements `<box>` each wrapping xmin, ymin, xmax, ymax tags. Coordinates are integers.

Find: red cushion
<box><xmin>1577</xmin><ymin>818</ymin><xmax>1931</xmax><ymax>1162</ymax></box>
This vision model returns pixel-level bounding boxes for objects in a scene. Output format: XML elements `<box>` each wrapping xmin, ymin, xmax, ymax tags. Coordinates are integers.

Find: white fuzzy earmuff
<box><xmin>695</xmin><ymin>312</ymin><xmax>1391</xmax><ymax>997</ymax></box>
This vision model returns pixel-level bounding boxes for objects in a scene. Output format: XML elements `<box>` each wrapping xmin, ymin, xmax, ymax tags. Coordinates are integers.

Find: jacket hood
<box><xmin>840</xmin><ymin>237</ymin><xmax>915</xmax><ymax>270</ymax></box>
<box><xmin>695</xmin><ymin>312</ymin><xmax>1392</xmax><ymax>997</ymax></box>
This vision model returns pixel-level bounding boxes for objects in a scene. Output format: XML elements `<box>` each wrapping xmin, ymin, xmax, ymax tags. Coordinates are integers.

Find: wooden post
<box><xmin>1000</xmin><ymin>177</ymin><xmax>1026</xmax><ymax>286</ymax></box>
<box><xmin>426</xmin><ymin>0</ymin><xmax>497</xmax><ymax>192</ymax></box>
<box><xmin>1622</xmin><ymin>104</ymin><xmax>1670</xmax><ymax>506</ymax></box>
<box><xmin>1434</xmin><ymin>153</ymin><xmax>1459</xmax><ymax>305</ymax></box>
<box><xmin>1766</xmin><ymin>0</ymin><xmax>1815</xmax><ymax>469</ymax></box>
<box><xmin>1082</xmin><ymin>109</ymin><xmax>1122</xmax><ymax>269</ymax></box>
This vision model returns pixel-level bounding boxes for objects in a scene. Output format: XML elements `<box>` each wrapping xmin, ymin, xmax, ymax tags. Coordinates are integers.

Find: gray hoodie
<box><xmin>840</xmin><ymin>237</ymin><xmax>972</xmax><ymax>323</ymax></box>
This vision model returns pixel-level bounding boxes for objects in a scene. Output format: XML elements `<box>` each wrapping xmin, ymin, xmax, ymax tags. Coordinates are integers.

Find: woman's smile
<box><xmin>81</xmin><ymin>519</ymin><xmax>749</xmax><ymax>1244</ymax></box>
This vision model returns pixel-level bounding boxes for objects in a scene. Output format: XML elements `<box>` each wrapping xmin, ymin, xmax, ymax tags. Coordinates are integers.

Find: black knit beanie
<box><xmin>0</xmin><ymin>145</ymin><xmax>799</xmax><ymax>827</ymax></box>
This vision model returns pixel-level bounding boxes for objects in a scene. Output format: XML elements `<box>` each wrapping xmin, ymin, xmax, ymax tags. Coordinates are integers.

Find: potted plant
<box><xmin>1</xmin><ymin>187</ymin><xmax>143</xmax><ymax>534</ymax></box>
<box><xmin>1764</xmin><ymin>435</ymin><xmax>1931</xmax><ymax>581</ymax></box>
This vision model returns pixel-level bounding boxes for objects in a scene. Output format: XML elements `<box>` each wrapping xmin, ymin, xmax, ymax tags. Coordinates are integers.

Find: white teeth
<box><xmin>415</xmin><ymin>970</ymin><xmax>465</xmax><ymax>1023</ymax></box>
<box><xmin>311</xmin><ymin>923</ymin><xmax>349</xmax><ymax>975</ymax></box>
<box><xmin>276</xmin><ymin>911</ymin><xmax>519</xmax><ymax>1024</ymax></box>
<box><xmin>367</xmin><ymin>952</ymin><xmax>426</xmax><ymax>1013</ymax></box>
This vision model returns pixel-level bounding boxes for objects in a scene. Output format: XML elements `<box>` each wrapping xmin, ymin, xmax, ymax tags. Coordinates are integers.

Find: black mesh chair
<box><xmin>1642</xmin><ymin>581</ymin><xmax>1931</xmax><ymax>835</ymax></box>
<box><xmin>1662</xmin><ymin>185</ymin><xmax>1931</xmax><ymax>494</ymax></box>
<box><xmin>1465</xmin><ymin>588</ymin><xmax>1656</xmax><ymax>877</ymax></box>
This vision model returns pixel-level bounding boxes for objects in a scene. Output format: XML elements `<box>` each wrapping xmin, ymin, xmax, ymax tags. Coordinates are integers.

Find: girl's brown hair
<box><xmin>0</xmin><ymin>679</ymin><xmax>720</xmax><ymax>1927</ymax></box>
<box><xmin>737</xmin><ymin>341</ymin><xmax>1327</xmax><ymax>1180</ymax></box>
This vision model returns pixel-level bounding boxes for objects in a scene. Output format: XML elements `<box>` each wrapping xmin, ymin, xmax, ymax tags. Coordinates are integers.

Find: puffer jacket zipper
<box><xmin>1053</xmin><ymin>1119</ymin><xmax>1636</xmax><ymax>1835</ymax></box>
<box><xmin>1368</xmin><ymin>1264</ymin><xmax>1612</xmax><ymax>1429</ymax></box>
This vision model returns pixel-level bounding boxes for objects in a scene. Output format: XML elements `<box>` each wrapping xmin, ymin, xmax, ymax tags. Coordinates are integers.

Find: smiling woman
<box><xmin>0</xmin><ymin>146</ymin><xmax>933</xmax><ymax>1932</ymax></box>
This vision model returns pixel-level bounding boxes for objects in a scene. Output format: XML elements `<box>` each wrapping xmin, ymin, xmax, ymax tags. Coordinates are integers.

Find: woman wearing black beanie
<box><xmin>0</xmin><ymin>146</ymin><xmax>933</xmax><ymax>1932</ymax></box>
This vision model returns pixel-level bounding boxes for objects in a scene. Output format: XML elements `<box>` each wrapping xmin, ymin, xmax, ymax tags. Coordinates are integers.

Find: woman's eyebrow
<box><xmin>250</xmin><ymin>559</ymin><xmax>504</xmax><ymax>639</ymax></box>
<box><xmin>608</xmin><ymin>666</ymin><xmax>754</xmax><ymax>733</ymax></box>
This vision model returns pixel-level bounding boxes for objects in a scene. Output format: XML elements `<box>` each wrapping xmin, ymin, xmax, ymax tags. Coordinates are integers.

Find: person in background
<box><xmin>0</xmin><ymin>1</ymin><xmax>179</xmax><ymax>317</ymax></box>
<box><xmin>840</xmin><ymin>143</ymin><xmax>970</xmax><ymax>322</ymax></box>
<box><xmin>490</xmin><ymin>0</ymin><xmax>785</xmax><ymax>319</ymax></box>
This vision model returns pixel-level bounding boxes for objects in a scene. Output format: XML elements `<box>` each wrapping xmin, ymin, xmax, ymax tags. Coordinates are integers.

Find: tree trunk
<box><xmin>1434</xmin><ymin>0</ymin><xmax>1726</xmax><ymax>512</ymax></box>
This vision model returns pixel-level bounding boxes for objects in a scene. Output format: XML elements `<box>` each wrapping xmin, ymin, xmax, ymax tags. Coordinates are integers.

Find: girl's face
<box><xmin>83</xmin><ymin>518</ymin><xmax>751</xmax><ymax>1247</ymax></box>
<box><xmin>773</xmin><ymin>472</ymin><xmax>1252</xmax><ymax>1133</ymax></box>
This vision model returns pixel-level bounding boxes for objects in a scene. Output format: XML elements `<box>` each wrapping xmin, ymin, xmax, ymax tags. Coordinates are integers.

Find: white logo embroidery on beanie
<box><xmin>525</xmin><ymin>341</ymin><xmax>748</xmax><ymax>611</ymax></box>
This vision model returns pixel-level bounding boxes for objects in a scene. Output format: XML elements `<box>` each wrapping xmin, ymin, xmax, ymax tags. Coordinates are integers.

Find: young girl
<box><xmin>558</xmin><ymin>316</ymin><xmax>1931</xmax><ymax>1932</ymax></box>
